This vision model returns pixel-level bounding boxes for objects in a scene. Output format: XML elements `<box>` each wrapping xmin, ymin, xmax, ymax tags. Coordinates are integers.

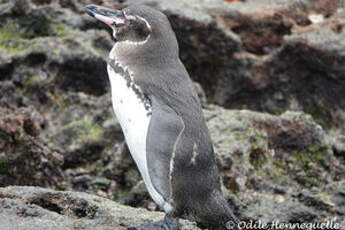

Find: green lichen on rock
<box><xmin>67</xmin><ymin>117</ymin><xmax>103</xmax><ymax>142</ymax></box>
<box><xmin>0</xmin><ymin>158</ymin><xmax>8</xmax><ymax>174</ymax></box>
<box><xmin>260</xmin><ymin>145</ymin><xmax>331</xmax><ymax>188</ymax></box>
<box><xmin>22</xmin><ymin>74</ymin><xmax>43</xmax><ymax>96</ymax></box>
<box><xmin>205</xmin><ymin>106</ymin><xmax>337</xmax><ymax>192</ymax></box>
<box><xmin>0</xmin><ymin>14</ymin><xmax>76</xmax><ymax>57</ymax></box>
<box><xmin>51</xmin><ymin>89</ymin><xmax>71</xmax><ymax>109</ymax></box>
<box><xmin>295</xmin><ymin>146</ymin><xmax>328</xmax><ymax>169</ymax></box>
<box><xmin>125</xmin><ymin>168</ymin><xmax>141</xmax><ymax>188</ymax></box>
<box><xmin>0</xmin><ymin>23</ymin><xmax>28</xmax><ymax>53</ymax></box>
<box><xmin>292</xmin><ymin>145</ymin><xmax>330</xmax><ymax>187</ymax></box>
<box><xmin>113</xmin><ymin>188</ymin><xmax>132</xmax><ymax>201</ymax></box>
<box><xmin>27</xmin><ymin>75</ymin><xmax>42</xmax><ymax>84</ymax></box>
<box><xmin>19</xmin><ymin>15</ymin><xmax>54</xmax><ymax>39</ymax></box>
<box><xmin>249</xmin><ymin>149</ymin><xmax>268</xmax><ymax>170</ymax></box>
<box><xmin>303</xmin><ymin>103</ymin><xmax>333</xmax><ymax>130</ymax></box>
<box><xmin>55</xmin><ymin>23</ymin><xmax>70</xmax><ymax>37</ymax></box>
<box><xmin>18</xmin><ymin>13</ymin><xmax>73</xmax><ymax>39</ymax></box>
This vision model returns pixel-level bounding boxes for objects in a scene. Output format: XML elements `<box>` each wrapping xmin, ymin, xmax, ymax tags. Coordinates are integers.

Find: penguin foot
<box><xmin>127</xmin><ymin>216</ymin><xmax>181</xmax><ymax>230</ymax></box>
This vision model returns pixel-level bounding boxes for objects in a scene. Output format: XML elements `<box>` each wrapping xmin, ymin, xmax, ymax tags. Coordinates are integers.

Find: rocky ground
<box><xmin>0</xmin><ymin>0</ymin><xmax>344</xmax><ymax>229</ymax></box>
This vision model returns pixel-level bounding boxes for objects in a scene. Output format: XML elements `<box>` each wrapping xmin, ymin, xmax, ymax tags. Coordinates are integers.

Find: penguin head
<box><xmin>85</xmin><ymin>4</ymin><xmax>178</xmax><ymax>59</ymax></box>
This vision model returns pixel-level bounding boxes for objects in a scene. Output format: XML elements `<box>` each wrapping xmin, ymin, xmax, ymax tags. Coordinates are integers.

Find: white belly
<box><xmin>107</xmin><ymin>65</ymin><xmax>172</xmax><ymax>212</ymax></box>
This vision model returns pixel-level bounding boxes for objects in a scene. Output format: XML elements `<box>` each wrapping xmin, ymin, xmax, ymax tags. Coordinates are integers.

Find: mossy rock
<box><xmin>0</xmin><ymin>13</ymin><xmax>75</xmax><ymax>56</ymax></box>
<box><xmin>259</xmin><ymin>145</ymin><xmax>332</xmax><ymax>188</ymax></box>
<box><xmin>0</xmin><ymin>158</ymin><xmax>9</xmax><ymax>174</ymax></box>
<box><xmin>66</xmin><ymin>117</ymin><xmax>103</xmax><ymax>142</ymax></box>
<box><xmin>19</xmin><ymin>15</ymin><xmax>54</xmax><ymax>38</ymax></box>
<box><xmin>0</xmin><ymin>22</ymin><xmax>28</xmax><ymax>53</ymax></box>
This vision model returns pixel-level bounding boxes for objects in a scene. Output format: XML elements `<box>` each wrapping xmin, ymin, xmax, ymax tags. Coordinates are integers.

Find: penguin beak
<box><xmin>85</xmin><ymin>5</ymin><xmax>126</xmax><ymax>27</ymax></box>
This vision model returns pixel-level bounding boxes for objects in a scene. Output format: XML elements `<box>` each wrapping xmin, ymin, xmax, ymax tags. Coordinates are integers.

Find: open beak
<box><xmin>85</xmin><ymin>5</ymin><xmax>126</xmax><ymax>27</ymax></box>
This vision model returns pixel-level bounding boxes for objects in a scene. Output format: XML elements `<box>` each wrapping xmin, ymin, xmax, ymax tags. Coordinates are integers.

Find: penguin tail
<box><xmin>195</xmin><ymin>191</ymin><xmax>241</xmax><ymax>230</ymax></box>
<box><xmin>214</xmin><ymin>192</ymin><xmax>241</xmax><ymax>230</ymax></box>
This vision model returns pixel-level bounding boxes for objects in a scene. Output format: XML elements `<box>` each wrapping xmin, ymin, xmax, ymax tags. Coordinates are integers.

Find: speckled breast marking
<box><xmin>109</xmin><ymin>60</ymin><xmax>151</xmax><ymax>116</ymax></box>
<box><xmin>107</xmin><ymin>62</ymin><xmax>170</xmax><ymax>211</ymax></box>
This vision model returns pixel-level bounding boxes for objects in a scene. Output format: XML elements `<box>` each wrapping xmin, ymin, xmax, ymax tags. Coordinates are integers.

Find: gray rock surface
<box><xmin>332</xmin><ymin>135</ymin><xmax>345</xmax><ymax>165</ymax></box>
<box><xmin>0</xmin><ymin>186</ymin><xmax>199</xmax><ymax>230</ymax></box>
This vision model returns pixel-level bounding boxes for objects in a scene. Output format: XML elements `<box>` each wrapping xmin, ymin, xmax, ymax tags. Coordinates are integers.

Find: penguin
<box><xmin>85</xmin><ymin>4</ymin><xmax>241</xmax><ymax>230</ymax></box>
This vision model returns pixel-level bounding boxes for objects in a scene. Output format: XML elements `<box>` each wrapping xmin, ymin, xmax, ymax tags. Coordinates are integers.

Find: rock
<box><xmin>114</xmin><ymin>180</ymin><xmax>154</xmax><ymax>210</ymax></box>
<box><xmin>0</xmin><ymin>0</ymin><xmax>128</xmax><ymax>196</ymax></box>
<box><xmin>204</xmin><ymin>105</ymin><xmax>344</xmax><ymax>224</ymax></box>
<box><xmin>0</xmin><ymin>186</ymin><xmax>200</xmax><ymax>230</ymax></box>
<box><xmin>40</xmin><ymin>92</ymin><xmax>122</xmax><ymax>169</ymax></box>
<box><xmin>0</xmin><ymin>108</ymin><xmax>64</xmax><ymax>188</ymax></box>
<box><xmin>205</xmin><ymin>106</ymin><xmax>342</xmax><ymax>191</ymax></box>
<box><xmin>331</xmin><ymin>135</ymin><xmax>345</xmax><ymax>164</ymax></box>
<box><xmin>296</xmin><ymin>181</ymin><xmax>345</xmax><ymax>217</ymax></box>
<box><xmin>210</xmin><ymin>0</ymin><xmax>345</xmax><ymax>131</ymax></box>
<box><xmin>0</xmin><ymin>0</ymin><xmax>112</xmax><ymax>99</ymax></box>
<box><xmin>39</xmin><ymin>92</ymin><xmax>131</xmax><ymax>200</ymax></box>
<box><xmin>241</xmin><ymin>193</ymin><xmax>318</xmax><ymax>224</ymax></box>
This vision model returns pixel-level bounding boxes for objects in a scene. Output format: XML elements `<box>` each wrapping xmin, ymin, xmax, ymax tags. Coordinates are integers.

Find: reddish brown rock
<box><xmin>0</xmin><ymin>108</ymin><xmax>64</xmax><ymax>187</ymax></box>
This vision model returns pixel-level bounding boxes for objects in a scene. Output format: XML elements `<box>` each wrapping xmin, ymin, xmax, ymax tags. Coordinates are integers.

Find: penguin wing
<box><xmin>146</xmin><ymin>95</ymin><xmax>185</xmax><ymax>201</ymax></box>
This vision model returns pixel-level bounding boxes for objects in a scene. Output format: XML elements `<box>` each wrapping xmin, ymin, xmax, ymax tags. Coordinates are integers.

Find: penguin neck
<box><xmin>110</xmin><ymin>39</ymin><xmax>151</xmax><ymax>62</ymax></box>
<box><xmin>109</xmin><ymin>37</ymin><xmax>179</xmax><ymax>67</ymax></box>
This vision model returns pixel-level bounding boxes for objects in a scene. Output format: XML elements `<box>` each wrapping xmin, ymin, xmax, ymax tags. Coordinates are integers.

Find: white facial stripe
<box><xmin>121</xmin><ymin>34</ymin><xmax>151</xmax><ymax>46</ymax></box>
<box><xmin>124</xmin><ymin>16</ymin><xmax>151</xmax><ymax>45</ymax></box>
<box><xmin>123</xmin><ymin>11</ymin><xmax>136</xmax><ymax>20</ymax></box>
<box><xmin>137</xmin><ymin>15</ymin><xmax>152</xmax><ymax>31</ymax></box>
<box><xmin>111</xmin><ymin>14</ymin><xmax>151</xmax><ymax>47</ymax></box>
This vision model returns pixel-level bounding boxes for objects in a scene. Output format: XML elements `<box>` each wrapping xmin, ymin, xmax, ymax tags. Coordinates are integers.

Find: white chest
<box><xmin>107</xmin><ymin>64</ymin><xmax>170</xmax><ymax>210</ymax></box>
<box><xmin>107</xmin><ymin>64</ymin><xmax>151</xmax><ymax>139</ymax></box>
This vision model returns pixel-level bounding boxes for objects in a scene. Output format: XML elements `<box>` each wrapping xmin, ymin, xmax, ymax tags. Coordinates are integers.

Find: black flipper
<box><xmin>146</xmin><ymin>95</ymin><xmax>185</xmax><ymax>203</ymax></box>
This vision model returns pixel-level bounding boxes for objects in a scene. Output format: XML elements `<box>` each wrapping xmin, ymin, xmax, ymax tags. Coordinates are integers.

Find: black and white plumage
<box><xmin>85</xmin><ymin>4</ymin><xmax>240</xmax><ymax>230</ymax></box>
